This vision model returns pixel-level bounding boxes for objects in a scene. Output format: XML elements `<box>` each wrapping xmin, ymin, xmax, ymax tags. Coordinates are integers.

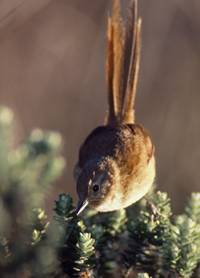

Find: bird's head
<box><xmin>76</xmin><ymin>158</ymin><xmax>119</xmax><ymax>214</ymax></box>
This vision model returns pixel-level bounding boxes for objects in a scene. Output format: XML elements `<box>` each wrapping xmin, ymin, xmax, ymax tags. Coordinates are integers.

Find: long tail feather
<box><xmin>121</xmin><ymin>0</ymin><xmax>138</xmax><ymax>98</ymax></box>
<box><xmin>105</xmin><ymin>0</ymin><xmax>142</xmax><ymax>124</ymax></box>
<box><xmin>106</xmin><ymin>0</ymin><xmax>124</xmax><ymax>124</ymax></box>
<box><xmin>106</xmin><ymin>17</ymin><xmax>115</xmax><ymax>122</ymax></box>
<box><xmin>122</xmin><ymin>15</ymin><xmax>142</xmax><ymax>123</ymax></box>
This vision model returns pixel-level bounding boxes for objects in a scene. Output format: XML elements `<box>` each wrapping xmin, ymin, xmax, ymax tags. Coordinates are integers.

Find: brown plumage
<box><xmin>75</xmin><ymin>0</ymin><xmax>156</xmax><ymax>214</ymax></box>
<box><xmin>106</xmin><ymin>0</ymin><xmax>141</xmax><ymax>124</ymax></box>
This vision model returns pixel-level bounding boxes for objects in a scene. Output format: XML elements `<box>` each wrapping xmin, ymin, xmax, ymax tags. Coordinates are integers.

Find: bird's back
<box><xmin>78</xmin><ymin>124</ymin><xmax>154</xmax><ymax>175</ymax></box>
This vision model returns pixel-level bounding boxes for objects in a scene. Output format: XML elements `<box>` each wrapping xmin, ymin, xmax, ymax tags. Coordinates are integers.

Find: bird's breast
<box><xmin>95</xmin><ymin>155</ymin><xmax>155</xmax><ymax>212</ymax></box>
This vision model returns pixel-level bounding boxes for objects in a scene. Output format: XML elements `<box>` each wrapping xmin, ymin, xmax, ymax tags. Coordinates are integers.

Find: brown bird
<box><xmin>74</xmin><ymin>0</ymin><xmax>156</xmax><ymax>214</ymax></box>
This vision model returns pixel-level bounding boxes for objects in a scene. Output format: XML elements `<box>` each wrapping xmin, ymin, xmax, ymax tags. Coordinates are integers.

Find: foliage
<box><xmin>0</xmin><ymin>107</ymin><xmax>199</xmax><ymax>277</ymax></box>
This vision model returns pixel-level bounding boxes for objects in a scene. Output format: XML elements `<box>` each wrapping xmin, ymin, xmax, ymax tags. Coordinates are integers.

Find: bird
<box><xmin>74</xmin><ymin>0</ymin><xmax>156</xmax><ymax>214</ymax></box>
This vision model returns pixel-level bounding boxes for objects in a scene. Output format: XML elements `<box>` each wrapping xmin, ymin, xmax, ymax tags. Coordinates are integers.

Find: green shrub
<box><xmin>0</xmin><ymin>107</ymin><xmax>199</xmax><ymax>278</ymax></box>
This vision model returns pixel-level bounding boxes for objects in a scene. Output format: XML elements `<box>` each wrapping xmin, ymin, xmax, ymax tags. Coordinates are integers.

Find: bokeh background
<box><xmin>0</xmin><ymin>0</ymin><xmax>199</xmax><ymax>212</ymax></box>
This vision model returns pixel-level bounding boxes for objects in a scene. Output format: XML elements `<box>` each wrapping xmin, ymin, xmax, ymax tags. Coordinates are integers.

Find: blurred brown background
<box><xmin>0</xmin><ymin>0</ymin><xmax>199</xmax><ymax>212</ymax></box>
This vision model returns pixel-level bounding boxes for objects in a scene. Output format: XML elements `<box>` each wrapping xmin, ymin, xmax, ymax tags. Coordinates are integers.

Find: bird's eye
<box><xmin>92</xmin><ymin>184</ymin><xmax>99</xmax><ymax>192</ymax></box>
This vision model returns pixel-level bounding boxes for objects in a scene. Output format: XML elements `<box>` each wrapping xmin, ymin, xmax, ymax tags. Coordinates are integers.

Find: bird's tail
<box><xmin>106</xmin><ymin>0</ymin><xmax>141</xmax><ymax>124</ymax></box>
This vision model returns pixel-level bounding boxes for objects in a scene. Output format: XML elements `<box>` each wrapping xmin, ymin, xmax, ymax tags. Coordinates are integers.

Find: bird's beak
<box><xmin>76</xmin><ymin>199</ymin><xmax>89</xmax><ymax>216</ymax></box>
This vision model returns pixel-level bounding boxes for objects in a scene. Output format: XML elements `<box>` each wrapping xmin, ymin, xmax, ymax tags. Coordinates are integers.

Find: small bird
<box><xmin>74</xmin><ymin>0</ymin><xmax>155</xmax><ymax>214</ymax></box>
